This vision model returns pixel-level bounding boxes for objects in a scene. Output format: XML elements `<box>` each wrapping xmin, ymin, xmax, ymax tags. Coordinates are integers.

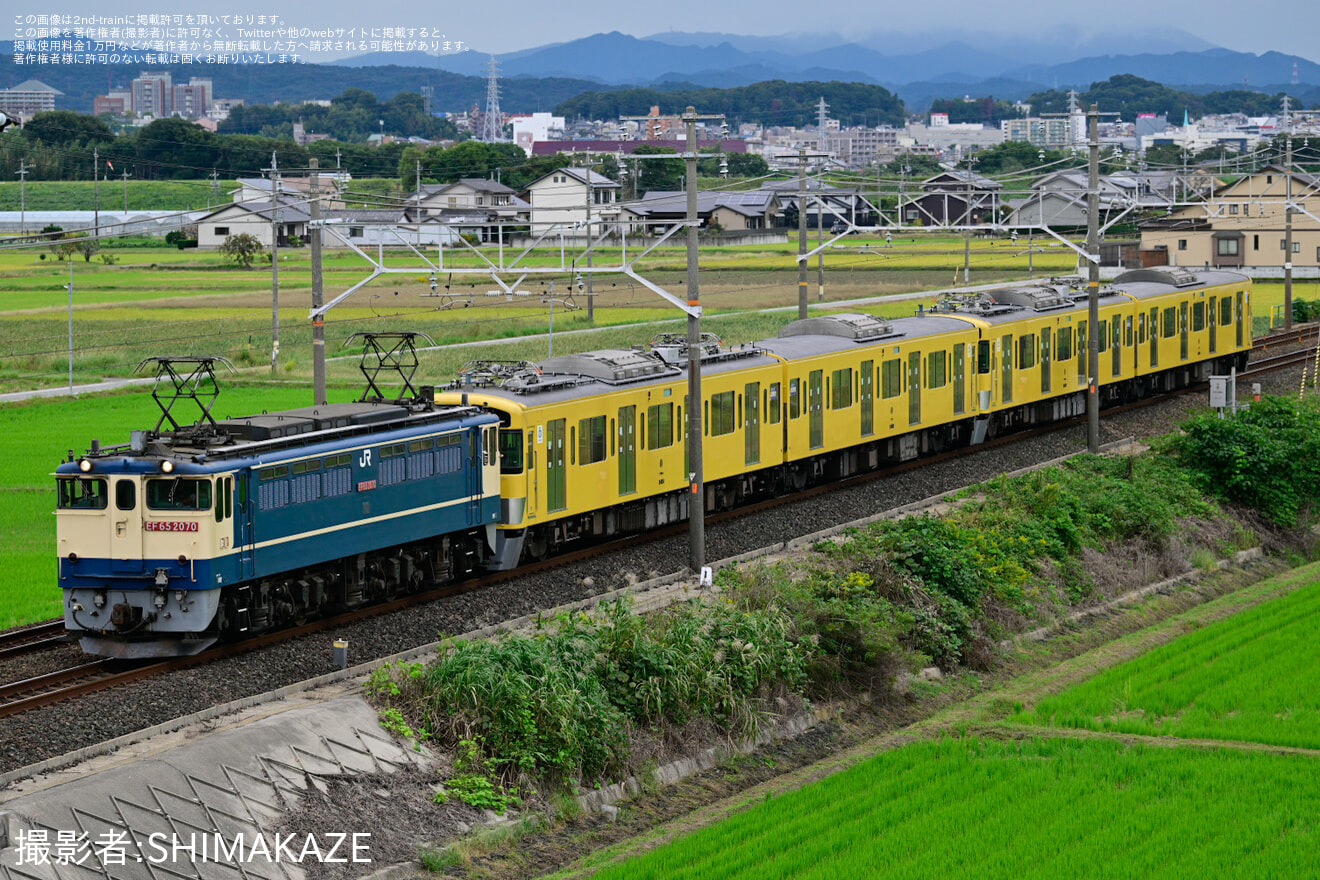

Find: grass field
<box><xmin>1014</xmin><ymin>578</ymin><xmax>1320</xmax><ymax>749</ymax></box>
<box><xmin>556</xmin><ymin>564</ymin><xmax>1320</xmax><ymax>879</ymax></box>
<box><xmin>580</xmin><ymin>735</ymin><xmax>1320</xmax><ymax>880</ymax></box>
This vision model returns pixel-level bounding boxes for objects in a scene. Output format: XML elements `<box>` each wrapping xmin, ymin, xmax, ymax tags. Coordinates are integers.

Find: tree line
<box><xmin>555</xmin><ymin>80</ymin><xmax>906</xmax><ymax>129</ymax></box>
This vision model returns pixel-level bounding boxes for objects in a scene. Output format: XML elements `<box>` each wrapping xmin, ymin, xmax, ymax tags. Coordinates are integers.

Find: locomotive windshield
<box><xmin>498</xmin><ymin>429</ymin><xmax>523</xmax><ymax>474</ymax></box>
<box><xmin>57</xmin><ymin>477</ymin><xmax>108</xmax><ymax>510</ymax></box>
<box><xmin>146</xmin><ymin>477</ymin><xmax>213</xmax><ymax>511</ymax></box>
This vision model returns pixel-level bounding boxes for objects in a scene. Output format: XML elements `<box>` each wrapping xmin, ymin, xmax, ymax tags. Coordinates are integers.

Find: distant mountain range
<box><xmin>3</xmin><ymin>29</ymin><xmax>1318</xmax><ymax>117</ymax></box>
<box><xmin>331</xmin><ymin>29</ymin><xmax>1320</xmax><ymax>103</ymax></box>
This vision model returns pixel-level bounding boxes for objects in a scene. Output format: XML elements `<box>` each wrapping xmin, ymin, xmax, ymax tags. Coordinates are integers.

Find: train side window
<box><xmin>710</xmin><ymin>391</ymin><xmax>736</xmax><ymax>437</ymax></box>
<box><xmin>1221</xmin><ymin>297</ymin><xmax>1233</xmax><ymax>325</ymax></box>
<box><xmin>116</xmin><ymin>480</ymin><xmax>136</xmax><ymax>512</ymax></box>
<box><xmin>1138</xmin><ymin>313</ymin><xmax>1147</xmax><ymax>344</ymax></box>
<box><xmin>927</xmin><ymin>351</ymin><xmax>947</xmax><ymax>389</ymax></box>
<box><xmin>881</xmin><ymin>359</ymin><xmax>903</xmax><ymax>399</ymax></box>
<box><xmin>1056</xmin><ymin>327</ymin><xmax>1072</xmax><ymax>361</ymax></box>
<box><xmin>578</xmin><ymin>417</ymin><xmax>608</xmax><ymax>465</ymax></box>
<box><xmin>1017</xmin><ymin>334</ymin><xmax>1036</xmax><ymax>369</ymax></box>
<box><xmin>768</xmin><ymin>383</ymin><xmax>781</xmax><ymax>424</ymax></box>
<box><xmin>1098</xmin><ymin>321</ymin><xmax>1109</xmax><ymax>352</ymax></box>
<box><xmin>215</xmin><ymin>478</ymin><xmax>224</xmax><ymax>522</ymax></box>
<box><xmin>1192</xmin><ymin>302</ymin><xmax>1205</xmax><ymax>332</ymax></box>
<box><xmin>831</xmin><ymin>368</ymin><xmax>852</xmax><ymax>408</ymax></box>
<box><xmin>975</xmin><ymin>341</ymin><xmax>990</xmax><ymax>374</ymax></box>
<box><xmin>224</xmin><ymin>477</ymin><xmax>233</xmax><ymax>520</ymax></box>
<box><xmin>648</xmin><ymin>403</ymin><xmax>673</xmax><ymax>449</ymax></box>
<box><xmin>570</xmin><ymin>426</ymin><xmax>576</xmax><ymax>465</ymax></box>
<box><xmin>58</xmin><ymin>477</ymin><xmax>108</xmax><ymax>510</ymax></box>
<box><xmin>1162</xmin><ymin>306</ymin><xmax>1177</xmax><ymax>338</ymax></box>
<box><xmin>789</xmin><ymin>379</ymin><xmax>800</xmax><ymax>419</ymax></box>
<box><xmin>1125</xmin><ymin>317</ymin><xmax>1133</xmax><ymax>348</ymax></box>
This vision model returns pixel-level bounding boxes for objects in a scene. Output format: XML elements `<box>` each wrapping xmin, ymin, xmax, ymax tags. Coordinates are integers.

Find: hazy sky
<box><xmin>24</xmin><ymin>0</ymin><xmax>1320</xmax><ymax>62</ymax></box>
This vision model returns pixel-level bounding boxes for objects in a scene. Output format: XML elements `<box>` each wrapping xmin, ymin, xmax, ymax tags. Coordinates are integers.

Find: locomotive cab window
<box><xmin>498</xmin><ymin>430</ymin><xmax>524</xmax><ymax>473</ymax></box>
<box><xmin>116</xmin><ymin>480</ymin><xmax>136</xmax><ymax>511</ymax></box>
<box><xmin>147</xmin><ymin>477</ymin><xmax>212</xmax><ymax>511</ymax></box>
<box><xmin>57</xmin><ymin>477</ymin><xmax>108</xmax><ymax>510</ymax></box>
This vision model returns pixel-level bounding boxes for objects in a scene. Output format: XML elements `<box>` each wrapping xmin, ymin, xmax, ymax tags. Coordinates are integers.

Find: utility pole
<box><xmin>1086</xmin><ymin>103</ymin><xmax>1101</xmax><ymax>454</ymax></box>
<box><xmin>267</xmin><ymin>151</ymin><xmax>281</xmax><ymax>373</ymax></box>
<box><xmin>584</xmin><ymin>162</ymin><xmax>594</xmax><ymax>322</ymax></box>
<box><xmin>817</xmin><ymin>195</ymin><xmax>824</xmax><ymax>301</ymax></box>
<box><xmin>683</xmin><ymin>106</ymin><xmax>705</xmax><ymax>576</ymax></box>
<box><xmin>310</xmin><ymin>157</ymin><xmax>326</xmax><ymax>404</ymax></box>
<box><xmin>798</xmin><ymin>147</ymin><xmax>809</xmax><ymax>319</ymax></box>
<box><xmin>16</xmin><ymin>160</ymin><xmax>27</xmax><ymax>236</ymax></box>
<box><xmin>1285</xmin><ymin>132</ymin><xmax>1294</xmax><ymax>332</ymax></box>
<box><xmin>93</xmin><ymin>147</ymin><xmax>100</xmax><ymax>238</ymax></box>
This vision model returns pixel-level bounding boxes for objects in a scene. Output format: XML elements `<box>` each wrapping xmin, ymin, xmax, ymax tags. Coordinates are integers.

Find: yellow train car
<box><xmin>1115</xmin><ymin>267</ymin><xmax>1251</xmax><ymax>394</ymax></box>
<box><xmin>435</xmin><ymin>268</ymin><xmax>1250</xmax><ymax>569</ymax></box>
<box><xmin>758</xmin><ymin>312</ymin><xmax>984</xmax><ymax>476</ymax></box>
<box><xmin>435</xmin><ymin>339</ymin><xmax>784</xmax><ymax>568</ymax></box>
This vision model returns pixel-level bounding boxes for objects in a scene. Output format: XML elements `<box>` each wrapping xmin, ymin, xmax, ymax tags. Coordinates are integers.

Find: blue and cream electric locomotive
<box><xmin>56</xmin><ymin>356</ymin><xmax>500</xmax><ymax>658</ymax></box>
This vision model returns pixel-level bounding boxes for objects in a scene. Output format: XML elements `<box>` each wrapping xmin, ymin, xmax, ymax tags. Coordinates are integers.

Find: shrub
<box><xmin>1163</xmin><ymin>395</ymin><xmax>1320</xmax><ymax>526</ymax></box>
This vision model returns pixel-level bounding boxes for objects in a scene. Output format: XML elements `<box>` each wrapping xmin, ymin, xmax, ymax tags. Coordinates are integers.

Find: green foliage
<box><xmin>371</xmin><ymin>597</ymin><xmax>807</xmax><ymax>788</ymax></box>
<box><xmin>221</xmin><ymin>88</ymin><xmax>457</xmax><ymax>143</ymax></box>
<box><xmin>556</xmin><ymin>81</ymin><xmax>906</xmax><ymax>128</ymax></box>
<box><xmin>1027</xmin><ymin>74</ymin><xmax>1303</xmax><ymax>123</ymax></box>
<box><xmin>218</xmin><ymin>232</ymin><xmax>265</xmax><ymax>268</ymax></box>
<box><xmin>441</xmin><ymin>738</ymin><xmax>523</xmax><ymax>812</ymax></box>
<box><xmin>928</xmin><ymin>96</ymin><xmax>1028</xmax><ymax>125</ymax></box>
<box><xmin>628</xmin><ymin>144</ymin><xmax>685</xmax><ymax>195</ymax></box>
<box><xmin>1163</xmin><ymin>395</ymin><xmax>1320</xmax><ymax>526</ymax></box>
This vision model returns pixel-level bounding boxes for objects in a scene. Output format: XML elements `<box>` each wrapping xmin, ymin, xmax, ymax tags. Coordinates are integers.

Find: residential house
<box><xmin>404</xmin><ymin>179</ymin><xmax>528</xmax><ymax>243</ymax></box>
<box><xmin>526</xmin><ymin>168</ymin><xmax>620</xmax><ymax>232</ymax></box>
<box><xmin>762</xmin><ymin>180</ymin><xmax>879</xmax><ymax>229</ymax></box>
<box><xmin>1138</xmin><ymin>164</ymin><xmax>1320</xmax><ymax>270</ymax></box>
<box><xmin>1007</xmin><ymin>169</ymin><xmax>1174</xmax><ymax>229</ymax></box>
<box><xmin>196</xmin><ymin>197</ymin><xmax>310</xmax><ymax>249</ymax></box>
<box><xmin>230</xmin><ymin>176</ymin><xmax>348</xmax><ymax>209</ymax></box>
<box><xmin>619</xmin><ymin>189</ymin><xmax>781</xmax><ymax>234</ymax></box>
<box><xmin>904</xmin><ymin>170</ymin><xmax>1004</xmax><ymax>226</ymax></box>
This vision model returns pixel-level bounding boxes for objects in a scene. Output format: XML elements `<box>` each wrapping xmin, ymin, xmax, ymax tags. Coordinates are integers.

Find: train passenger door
<box><xmin>953</xmin><ymin>345</ymin><xmax>966</xmax><ymax>415</ymax></box>
<box><xmin>1209</xmin><ymin>297</ymin><xmax>1218</xmax><ymax>354</ymax></box>
<box><xmin>618</xmin><ymin>406</ymin><xmax>636</xmax><ymax>495</ymax></box>
<box><xmin>808</xmin><ymin>370</ymin><xmax>824</xmax><ymax>449</ymax></box>
<box><xmin>1180</xmin><ymin>302</ymin><xmax>1189</xmax><ymax>361</ymax></box>
<box><xmin>908</xmin><ymin>352</ymin><xmax>922</xmax><ymax>425</ymax></box>
<box><xmin>1041</xmin><ymin>330</ymin><xmax>1052</xmax><ymax>394</ymax></box>
<box><xmin>1149</xmin><ymin>308</ymin><xmax>1159</xmax><ymax>368</ymax></box>
<box><xmin>860</xmin><ymin>360</ymin><xmax>874</xmax><ymax>436</ymax></box>
<box><xmin>1112</xmin><ymin>318</ymin><xmax>1122</xmax><ymax>376</ymax></box>
<box><xmin>546</xmin><ymin>419</ymin><xmax>567</xmax><ymax>512</ymax></box>
<box><xmin>1235</xmin><ymin>291</ymin><xmax>1245</xmax><ymax>348</ymax></box>
<box><xmin>1000</xmin><ymin>335</ymin><xmax>1013</xmax><ymax>404</ymax></box>
<box><xmin>744</xmin><ymin>382</ymin><xmax>760</xmax><ymax>466</ymax></box>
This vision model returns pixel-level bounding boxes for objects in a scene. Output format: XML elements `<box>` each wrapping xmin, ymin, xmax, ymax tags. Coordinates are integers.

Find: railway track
<box><xmin>1</xmin><ymin>327</ymin><xmax>1314</xmax><ymax>719</ymax></box>
<box><xmin>0</xmin><ymin>620</ymin><xmax>68</xmax><ymax>662</ymax></box>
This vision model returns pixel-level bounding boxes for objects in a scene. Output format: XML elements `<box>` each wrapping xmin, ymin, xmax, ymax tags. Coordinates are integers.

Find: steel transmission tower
<box><xmin>481</xmin><ymin>56</ymin><xmax>505</xmax><ymax>143</ymax></box>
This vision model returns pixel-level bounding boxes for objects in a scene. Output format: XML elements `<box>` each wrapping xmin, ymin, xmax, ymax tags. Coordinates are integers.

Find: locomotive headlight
<box><xmin>93</xmin><ymin>590</ymin><xmax>106</xmax><ymax>608</ymax></box>
<box><xmin>160</xmin><ymin>460</ymin><xmax>175</xmax><ymax>473</ymax></box>
<box><xmin>78</xmin><ymin>458</ymin><xmax>93</xmax><ymax>473</ymax></box>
